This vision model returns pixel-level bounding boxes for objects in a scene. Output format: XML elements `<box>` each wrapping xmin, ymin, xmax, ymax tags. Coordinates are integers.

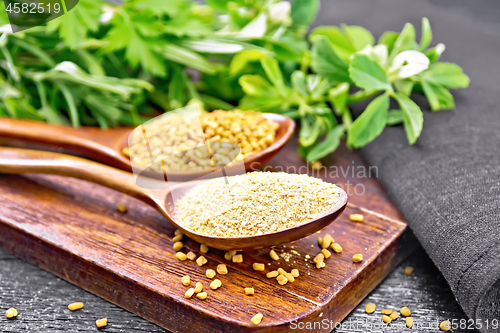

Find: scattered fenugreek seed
<box><xmin>321</xmin><ymin>248</ymin><xmax>331</xmax><ymax>259</ymax></box>
<box><xmin>365</xmin><ymin>303</ymin><xmax>376</xmax><ymax>314</ymax></box>
<box><xmin>390</xmin><ymin>311</ymin><xmax>399</xmax><ymax>321</ymax></box>
<box><xmin>181</xmin><ymin>275</ymin><xmax>191</xmax><ymax>286</ymax></box>
<box><xmin>440</xmin><ymin>320</ymin><xmax>451</xmax><ymax>331</ymax></box>
<box><xmin>382</xmin><ymin>315</ymin><xmax>392</xmax><ymax>323</ymax></box>
<box><xmin>381</xmin><ymin>309</ymin><xmax>393</xmax><ymax>315</ymax></box>
<box><xmin>96</xmin><ymin>318</ymin><xmax>107</xmax><ymax>328</ymax></box>
<box><xmin>284</xmin><ymin>273</ymin><xmax>295</xmax><ymax>283</ymax></box>
<box><xmin>232</xmin><ymin>254</ymin><xmax>243</xmax><ymax>263</ymax></box>
<box><xmin>316</xmin><ymin>261</ymin><xmax>326</xmax><ymax>269</ymax></box>
<box><xmin>317</xmin><ymin>237</ymin><xmax>323</xmax><ymax>247</ymax></box>
<box><xmin>311</xmin><ymin>161</ymin><xmax>323</xmax><ymax>171</ymax></box>
<box><xmin>252</xmin><ymin>263</ymin><xmax>265</xmax><ymax>271</ymax></box>
<box><xmin>350</xmin><ymin>214</ymin><xmax>364</xmax><ymax>222</ymax></box>
<box><xmin>277</xmin><ymin>274</ymin><xmax>288</xmax><ymax>285</ymax></box>
<box><xmin>245</xmin><ymin>288</ymin><xmax>255</xmax><ymax>296</ymax></box>
<box><xmin>291</xmin><ymin>269</ymin><xmax>299</xmax><ymax>277</ymax></box>
<box><xmin>185</xmin><ymin>288</ymin><xmax>195</xmax><ymax>298</ymax></box>
<box><xmin>352</xmin><ymin>254</ymin><xmax>363</xmax><ymax>263</ymax></box>
<box><xmin>313</xmin><ymin>253</ymin><xmax>324</xmax><ymax>264</ymax></box>
<box><xmin>305</xmin><ymin>254</ymin><xmax>311</xmax><ymax>259</ymax></box>
<box><xmin>206</xmin><ymin>269</ymin><xmax>216</xmax><ymax>279</ymax></box>
<box><xmin>200</xmin><ymin>244</ymin><xmax>209</xmax><ymax>254</ymax></box>
<box><xmin>400</xmin><ymin>307</ymin><xmax>411</xmax><ymax>317</ymax></box>
<box><xmin>196</xmin><ymin>256</ymin><xmax>208</xmax><ymax>266</ymax></box>
<box><xmin>331</xmin><ymin>243</ymin><xmax>343</xmax><ymax>253</ymax></box>
<box><xmin>194</xmin><ymin>282</ymin><xmax>203</xmax><ymax>293</ymax></box>
<box><xmin>277</xmin><ymin>268</ymin><xmax>287</xmax><ymax>275</ymax></box>
<box><xmin>405</xmin><ymin>266</ymin><xmax>414</xmax><ymax>276</ymax></box>
<box><xmin>173</xmin><ymin>242</ymin><xmax>184</xmax><ymax>251</ymax></box>
<box><xmin>175</xmin><ymin>252</ymin><xmax>187</xmax><ymax>261</ymax></box>
<box><xmin>269</xmin><ymin>249</ymin><xmax>279</xmax><ymax>261</ymax></box>
<box><xmin>224</xmin><ymin>251</ymin><xmax>235</xmax><ymax>261</ymax></box>
<box><xmin>5</xmin><ymin>308</ymin><xmax>17</xmax><ymax>319</ymax></box>
<box><xmin>251</xmin><ymin>313</ymin><xmax>263</xmax><ymax>325</ymax></box>
<box><xmin>266</xmin><ymin>271</ymin><xmax>279</xmax><ymax>278</ymax></box>
<box><xmin>187</xmin><ymin>251</ymin><xmax>197</xmax><ymax>261</ymax></box>
<box><xmin>406</xmin><ymin>317</ymin><xmax>413</xmax><ymax>328</ymax></box>
<box><xmin>321</xmin><ymin>234</ymin><xmax>333</xmax><ymax>249</ymax></box>
<box><xmin>291</xmin><ymin>250</ymin><xmax>299</xmax><ymax>255</ymax></box>
<box><xmin>68</xmin><ymin>302</ymin><xmax>84</xmax><ymax>311</ymax></box>
<box><xmin>172</xmin><ymin>234</ymin><xmax>183</xmax><ymax>242</ymax></box>
<box><xmin>210</xmin><ymin>279</ymin><xmax>222</xmax><ymax>290</ymax></box>
<box><xmin>116</xmin><ymin>203</ymin><xmax>127</xmax><ymax>214</ymax></box>
<box><xmin>197</xmin><ymin>292</ymin><xmax>208</xmax><ymax>300</ymax></box>
<box><xmin>174</xmin><ymin>229</ymin><xmax>182</xmax><ymax>236</ymax></box>
<box><xmin>217</xmin><ymin>264</ymin><xmax>228</xmax><ymax>275</ymax></box>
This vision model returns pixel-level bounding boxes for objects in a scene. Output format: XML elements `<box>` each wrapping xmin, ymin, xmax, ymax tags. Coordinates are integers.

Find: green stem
<box><xmin>346</xmin><ymin>89</ymin><xmax>379</xmax><ymax>104</ymax></box>
<box><xmin>57</xmin><ymin>82</ymin><xmax>80</xmax><ymax>127</ymax></box>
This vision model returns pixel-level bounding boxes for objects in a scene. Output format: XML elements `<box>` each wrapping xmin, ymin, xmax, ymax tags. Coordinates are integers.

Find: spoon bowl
<box><xmin>0</xmin><ymin>148</ymin><xmax>348</xmax><ymax>251</ymax></box>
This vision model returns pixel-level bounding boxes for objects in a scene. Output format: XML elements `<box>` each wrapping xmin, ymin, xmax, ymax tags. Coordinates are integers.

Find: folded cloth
<box><xmin>315</xmin><ymin>0</ymin><xmax>500</xmax><ymax>331</ymax></box>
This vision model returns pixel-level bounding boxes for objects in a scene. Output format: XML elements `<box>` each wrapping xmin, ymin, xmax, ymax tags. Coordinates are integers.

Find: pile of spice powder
<box><xmin>176</xmin><ymin>172</ymin><xmax>341</xmax><ymax>237</ymax></box>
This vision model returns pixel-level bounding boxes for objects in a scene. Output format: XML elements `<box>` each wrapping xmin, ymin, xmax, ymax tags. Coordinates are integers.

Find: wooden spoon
<box><xmin>0</xmin><ymin>114</ymin><xmax>295</xmax><ymax>181</ymax></box>
<box><xmin>0</xmin><ymin>148</ymin><xmax>348</xmax><ymax>251</ymax></box>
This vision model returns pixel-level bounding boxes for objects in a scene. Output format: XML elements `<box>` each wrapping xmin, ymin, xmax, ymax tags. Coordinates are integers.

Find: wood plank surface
<box><xmin>0</xmin><ymin>139</ymin><xmax>415</xmax><ymax>332</ymax></box>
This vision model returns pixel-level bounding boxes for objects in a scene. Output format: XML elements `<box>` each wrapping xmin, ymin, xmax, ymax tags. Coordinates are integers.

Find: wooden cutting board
<box><xmin>0</xmin><ymin>140</ymin><xmax>414</xmax><ymax>332</ymax></box>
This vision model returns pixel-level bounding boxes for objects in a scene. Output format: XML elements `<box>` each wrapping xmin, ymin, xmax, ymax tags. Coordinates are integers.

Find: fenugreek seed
<box><xmin>311</xmin><ymin>161</ymin><xmax>323</xmax><ymax>171</ymax></box>
<box><xmin>181</xmin><ymin>275</ymin><xmax>191</xmax><ymax>286</ymax></box>
<box><xmin>291</xmin><ymin>269</ymin><xmax>299</xmax><ymax>277</ymax></box>
<box><xmin>245</xmin><ymin>288</ymin><xmax>255</xmax><ymax>295</ymax></box>
<box><xmin>5</xmin><ymin>308</ymin><xmax>17</xmax><ymax>319</ymax></box>
<box><xmin>352</xmin><ymin>254</ymin><xmax>363</xmax><ymax>263</ymax></box>
<box><xmin>185</xmin><ymin>288</ymin><xmax>195</xmax><ymax>298</ymax></box>
<box><xmin>277</xmin><ymin>274</ymin><xmax>288</xmax><ymax>285</ymax></box>
<box><xmin>305</xmin><ymin>254</ymin><xmax>311</xmax><ymax>259</ymax></box>
<box><xmin>217</xmin><ymin>264</ymin><xmax>228</xmax><ymax>275</ymax></box>
<box><xmin>400</xmin><ymin>307</ymin><xmax>411</xmax><ymax>317</ymax></box>
<box><xmin>252</xmin><ymin>263</ymin><xmax>265</xmax><ymax>271</ymax></box>
<box><xmin>224</xmin><ymin>252</ymin><xmax>233</xmax><ymax>261</ymax></box>
<box><xmin>331</xmin><ymin>243</ymin><xmax>343</xmax><ymax>253</ymax></box>
<box><xmin>196</xmin><ymin>256</ymin><xmax>208</xmax><ymax>266</ymax></box>
<box><xmin>116</xmin><ymin>203</ymin><xmax>127</xmax><ymax>214</ymax></box>
<box><xmin>187</xmin><ymin>251</ymin><xmax>197</xmax><ymax>261</ymax></box>
<box><xmin>321</xmin><ymin>249</ymin><xmax>331</xmax><ymax>259</ymax></box>
<box><xmin>251</xmin><ymin>313</ymin><xmax>263</xmax><ymax>325</ymax></box>
<box><xmin>313</xmin><ymin>253</ymin><xmax>324</xmax><ymax>264</ymax></box>
<box><xmin>197</xmin><ymin>292</ymin><xmax>208</xmax><ymax>300</ymax></box>
<box><xmin>175</xmin><ymin>229</ymin><xmax>182</xmax><ymax>236</ymax></box>
<box><xmin>266</xmin><ymin>271</ymin><xmax>279</xmax><ymax>278</ymax></box>
<box><xmin>96</xmin><ymin>318</ymin><xmax>107</xmax><ymax>328</ymax></box>
<box><xmin>232</xmin><ymin>254</ymin><xmax>243</xmax><ymax>263</ymax></box>
<box><xmin>365</xmin><ymin>303</ymin><xmax>376</xmax><ymax>314</ymax></box>
<box><xmin>405</xmin><ymin>266</ymin><xmax>414</xmax><ymax>276</ymax></box>
<box><xmin>321</xmin><ymin>234</ymin><xmax>333</xmax><ymax>249</ymax></box>
<box><xmin>210</xmin><ymin>279</ymin><xmax>222</xmax><ymax>290</ymax></box>
<box><xmin>316</xmin><ymin>261</ymin><xmax>326</xmax><ymax>269</ymax></box>
<box><xmin>382</xmin><ymin>315</ymin><xmax>392</xmax><ymax>323</ymax></box>
<box><xmin>176</xmin><ymin>252</ymin><xmax>187</xmax><ymax>261</ymax></box>
<box><xmin>440</xmin><ymin>320</ymin><xmax>451</xmax><ymax>331</ymax></box>
<box><xmin>200</xmin><ymin>244</ymin><xmax>209</xmax><ymax>254</ymax></box>
<box><xmin>206</xmin><ymin>269</ymin><xmax>216</xmax><ymax>279</ymax></box>
<box><xmin>68</xmin><ymin>302</ymin><xmax>84</xmax><ymax>311</ymax></box>
<box><xmin>317</xmin><ymin>237</ymin><xmax>323</xmax><ymax>247</ymax></box>
<box><xmin>390</xmin><ymin>311</ymin><xmax>399</xmax><ymax>321</ymax></box>
<box><xmin>269</xmin><ymin>249</ymin><xmax>279</xmax><ymax>260</ymax></box>
<box><xmin>194</xmin><ymin>282</ymin><xmax>203</xmax><ymax>293</ymax></box>
<box><xmin>350</xmin><ymin>214</ymin><xmax>364</xmax><ymax>222</ymax></box>
<box><xmin>291</xmin><ymin>250</ymin><xmax>299</xmax><ymax>255</ymax></box>
<box><xmin>277</xmin><ymin>268</ymin><xmax>287</xmax><ymax>275</ymax></box>
<box><xmin>172</xmin><ymin>234</ymin><xmax>183</xmax><ymax>242</ymax></box>
<box><xmin>284</xmin><ymin>273</ymin><xmax>295</xmax><ymax>283</ymax></box>
<box><xmin>406</xmin><ymin>317</ymin><xmax>413</xmax><ymax>328</ymax></box>
<box><xmin>173</xmin><ymin>242</ymin><xmax>184</xmax><ymax>251</ymax></box>
<box><xmin>381</xmin><ymin>309</ymin><xmax>393</xmax><ymax>315</ymax></box>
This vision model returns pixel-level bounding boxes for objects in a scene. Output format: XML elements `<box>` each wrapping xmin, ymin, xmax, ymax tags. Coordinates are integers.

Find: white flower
<box><xmin>54</xmin><ymin>61</ymin><xmax>79</xmax><ymax>75</ymax></box>
<box><xmin>359</xmin><ymin>44</ymin><xmax>388</xmax><ymax>65</ymax></box>
<box><xmin>391</xmin><ymin>50</ymin><xmax>430</xmax><ymax>78</ymax></box>
<box><xmin>0</xmin><ymin>25</ymin><xmax>13</xmax><ymax>33</ymax></box>
<box><xmin>269</xmin><ymin>1</ymin><xmax>291</xmax><ymax>25</ymax></box>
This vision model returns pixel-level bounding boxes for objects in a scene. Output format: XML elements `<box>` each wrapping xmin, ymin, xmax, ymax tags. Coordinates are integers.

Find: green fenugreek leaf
<box><xmin>349</xmin><ymin>54</ymin><xmax>392</xmax><ymax>91</ymax></box>
<box><xmin>306</xmin><ymin>124</ymin><xmax>344</xmax><ymax>162</ymax></box>
<box><xmin>347</xmin><ymin>94</ymin><xmax>389</xmax><ymax>148</ymax></box>
<box><xmin>393</xmin><ymin>92</ymin><xmax>424</xmax><ymax>144</ymax></box>
<box><xmin>421</xmin><ymin>80</ymin><xmax>455</xmax><ymax>111</ymax></box>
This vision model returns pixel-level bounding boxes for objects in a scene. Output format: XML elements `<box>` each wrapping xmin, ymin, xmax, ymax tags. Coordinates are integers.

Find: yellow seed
<box><xmin>200</xmin><ymin>244</ymin><xmax>209</xmax><ymax>254</ymax></box>
<box><xmin>440</xmin><ymin>320</ymin><xmax>451</xmax><ymax>331</ymax></box>
<box><xmin>174</xmin><ymin>229</ymin><xmax>182</xmax><ymax>236</ymax></box>
<box><xmin>350</xmin><ymin>214</ymin><xmax>364</xmax><ymax>222</ymax></box>
<box><xmin>381</xmin><ymin>309</ymin><xmax>393</xmax><ymax>315</ymax></box>
<box><xmin>331</xmin><ymin>243</ymin><xmax>343</xmax><ymax>253</ymax></box>
<box><xmin>400</xmin><ymin>307</ymin><xmax>411</xmax><ymax>317</ymax></box>
<box><xmin>172</xmin><ymin>234</ymin><xmax>183</xmax><ymax>242</ymax></box>
<box><xmin>210</xmin><ymin>279</ymin><xmax>222</xmax><ymax>290</ymax></box>
<box><xmin>5</xmin><ymin>308</ymin><xmax>17</xmax><ymax>319</ymax></box>
<box><xmin>224</xmin><ymin>252</ymin><xmax>233</xmax><ymax>261</ymax></box>
<box><xmin>206</xmin><ymin>269</ymin><xmax>216</xmax><ymax>279</ymax></box>
<box><xmin>266</xmin><ymin>270</ymin><xmax>279</xmax><ymax>278</ymax></box>
<box><xmin>305</xmin><ymin>254</ymin><xmax>311</xmax><ymax>259</ymax></box>
<box><xmin>321</xmin><ymin>234</ymin><xmax>333</xmax><ymax>249</ymax></box>
<box><xmin>251</xmin><ymin>313</ymin><xmax>263</xmax><ymax>325</ymax></box>
<box><xmin>311</xmin><ymin>161</ymin><xmax>323</xmax><ymax>171</ymax></box>
<box><xmin>291</xmin><ymin>269</ymin><xmax>299</xmax><ymax>277</ymax></box>
<box><xmin>197</xmin><ymin>292</ymin><xmax>208</xmax><ymax>300</ymax></box>
<box><xmin>187</xmin><ymin>251</ymin><xmax>197</xmax><ymax>261</ymax></box>
<box><xmin>122</xmin><ymin>147</ymin><xmax>130</xmax><ymax>157</ymax></box>
<box><xmin>317</xmin><ymin>237</ymin><xmax>323</xmax><ymax>247</ymax></box>
<box><xmin>365</xmin><ymin>303</ymin><xmax>376</xmax><ymax>314</ymax></box>
<box><xmin>181</xmin><ymin>275</ymin><xmax>191</xmax><ymax>286</ymax></box>
<box><xmin>406</xmin><ymin>317</ymin><xmax>413</xmax><ymax>328</ymax></box>
<box><xmin>68</xmin><ymin>302</ymin><xmax>84</xmax><ymax>311</ymax></box>
<box><xmin>321</xmin><ymin>248</ymin><xmax>331</xmax><ymax>259</ymax></box>
<box><xmin>116</xmin><ymin>203</ymin><xmax>127</xmax><ymax>214</ymax></box>
<box><xmin>245</xmin><ymin>287</ymin><xmax>254</xmax><ymax>295</ymax></box>
<box><xmin>269</xmin><ymin>249</ymin><xmax>279</xmax><ymax>260</ymax></box>
<box><xmin>313</xmin><ymin>253</ymin><xmax>324</xmax><ymax>264</ymax></box>
<box><xmin>316</xmin><ymin>261</ymin><xmax>326</xmax><ymax>269</ymax></box>
<box><xmin>173</xmin><ymin>242</ymin><xmax>184</xmax><ymax>251</ymax></box>
<box><xmin>217</xmin><ymin>264</ymin><xmax>228</xmax><ymax>275</ymax></box>
<box><xmin>252</xmin><ymin>263</ymin><xmax>265</xmax><ymax>271</ymax></box>
<box><xmin>352</xmin><ymin>254</ymin><xmax>363</xmax><ymax>263</ymax></box>
<box><xmin>405</xmin><ymin>266</ymin><xmax>414</xmax><ymax>276</ymax></box>
<box><xmin>96</xmin><ymin>318</ymin><xmax>107</xmax><ymax>328</ymax></box>
<box><xmin>185</xmin><ymin>288</ymin><xmax>195</xmax><ymax>298</ymax></box>
<box><xmin>175</xmin><ymin>252</ymin><xmax>187</xmax><ymax>261</ymax></box>
<box><xmin>284</xmin><ymin>273</ymin><xmax>295</xmax><ymax>283</ymax></box>
<box><xmin>277</xmin><ymin>268</ymin><xmax>287</xmax><ymax>275</ymax></box>
<box><xmin>382</xmin><ymin>315</ymin><xmax>392</xmax><ymax>323</ymax></box>
<box><xmin>277</xmin><ymin>274</ymin><xmax>288</xmax><ymax>285</ymax></box>
<box><xmin>196</xmin><ymin>256</ymin><xmax>208</xmax><ymax>266</ymax></box>
<box><xmin>390</xmin><ymin>311</ymin><xmax>399</xmax><ymax>321</ymax></box>
<box><xmin>194</xmin><ymin>282</ymin><xmax>203</xmax><ymax>293</ymax></box>
<box><xmin>232</xmin><ymin>254</ymin><xmax>243</xmax><ymax>263</ymax></box>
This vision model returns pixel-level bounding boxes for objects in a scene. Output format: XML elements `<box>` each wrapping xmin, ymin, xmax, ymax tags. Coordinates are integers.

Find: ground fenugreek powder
<box><xmin>177</xmin><ymin>172</ymin><xmax>341</xmax><ymax>237</ymax></box>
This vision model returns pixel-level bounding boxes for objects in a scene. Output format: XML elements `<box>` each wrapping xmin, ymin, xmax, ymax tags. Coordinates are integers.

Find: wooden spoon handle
<box><xmin>0</xmin><ymin>148</ymin><xmax>161</xmax><ymax>207</ymax></box>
